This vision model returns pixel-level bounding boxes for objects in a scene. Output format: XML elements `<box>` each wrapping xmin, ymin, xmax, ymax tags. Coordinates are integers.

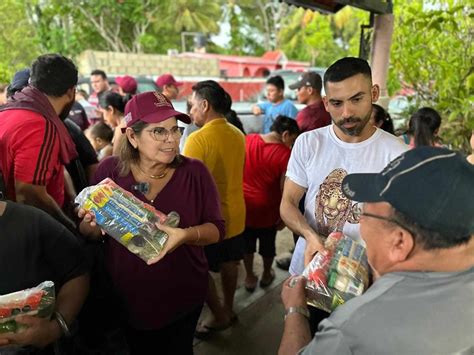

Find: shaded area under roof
<box><xmin>281</xmin><ymin>0</ymin><xmax>392</xmax><ymax>14</ymax></box>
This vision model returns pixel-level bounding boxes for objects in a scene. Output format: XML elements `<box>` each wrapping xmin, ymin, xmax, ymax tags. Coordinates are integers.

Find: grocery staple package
<box><xmin>0</xmin><ymin>281</ymin><xmax>55</xmax><ymax>333</ymax></box>
<box><xmin>301</xmin><ymin>231</ymin><xmax>370</xmax><ymax>312</ymax></box>
<box><xmin>75</xmin><ymin>178</ymin><xmax>180</xmax><ymax>264</ymax></box>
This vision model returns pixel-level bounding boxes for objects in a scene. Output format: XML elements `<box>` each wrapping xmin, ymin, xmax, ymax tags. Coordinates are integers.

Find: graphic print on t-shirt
<box><xmin>314</xmin><ymin>168</ymin><xmax>359</xmax><ymax>238</ymax></box>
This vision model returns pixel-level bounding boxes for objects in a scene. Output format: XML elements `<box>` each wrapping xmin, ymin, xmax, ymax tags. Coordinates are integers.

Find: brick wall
<box><xmin>77</xmin><ymin>50</ymin><xmax>220</xmax><ymax>77</ymax></box>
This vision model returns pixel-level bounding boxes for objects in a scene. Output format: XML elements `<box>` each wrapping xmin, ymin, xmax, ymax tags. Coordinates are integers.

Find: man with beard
<box><xmin>0</xmin><ymin>54</ymin><xmax>78</xmax><ymax>230</ymax></box>
<box><xmin>279</xmin><ymin>57</ymin><xmax>408</xmax><ymax>332</ymax></box>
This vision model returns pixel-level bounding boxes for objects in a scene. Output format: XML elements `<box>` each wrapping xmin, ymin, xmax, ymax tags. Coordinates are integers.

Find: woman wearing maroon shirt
<box><xmin>79</xmin><ymin>92</ymin><xmax>224</xmax><ymax>354</ymax></box>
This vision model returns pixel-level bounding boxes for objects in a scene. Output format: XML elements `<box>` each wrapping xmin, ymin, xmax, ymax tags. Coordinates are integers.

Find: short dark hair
<box><xmin>89</xmin><ymin>122</ymin><xmax>113</xmax><ymax>142</ymax></box>
<box><xmin>192</xmin><ymin>80</ymin><xmax>232</xmax><ymax>115</ymax></box>
<box><xmin>99</xmin><ymin>91</ymin><xmax>126</xmax><ymax>113</ymax></box>
<box><xmin>90</xmin><ymin>69</ymin><xmax>107</xmax><ymax>79</ymax></box>
<box><xmin>266</xmin><ymin>75</ymin><xmax>284</xmax><ymax>91</ymax></box>
<box><xmin>392</xmin><ymin>208</ymin><xmax>471</xmax><ymax>250</ymax></box>
<box><xmin>30</xmin><ymin>54</ymin><xmax>78</xmax><ymax>97</ymax></box>
<box><xmin>270</xmin><ymin>115</ymin><xmax>300</xmax><ymax>135</ymax></box>
<box><xmin>324</xmin><ymin>57</ymin><xmax>372</xmax><ymax>87</ymax></box>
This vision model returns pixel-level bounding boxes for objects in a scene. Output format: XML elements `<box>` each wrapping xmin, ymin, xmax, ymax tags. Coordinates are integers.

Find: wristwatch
<box><xmin>284</xmin><ymin>306</ymin><xmax>310</xmax><ymax>321</ymax></box>
<box><xmin>54</xmin><ymin>311</ymin><xmax>71</xmax><ymax>337</ymax></box>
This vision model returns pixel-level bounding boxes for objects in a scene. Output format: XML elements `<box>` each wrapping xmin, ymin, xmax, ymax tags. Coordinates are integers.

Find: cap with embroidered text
<box><xmin>341</xmin><ymin>146</ymin><xmax>474</xmax><ymax>236</ymax></box>
<box><xmin>122</xmin><ymin>92</ymin><xmax>190</xmax><ymax>132</ymax></box>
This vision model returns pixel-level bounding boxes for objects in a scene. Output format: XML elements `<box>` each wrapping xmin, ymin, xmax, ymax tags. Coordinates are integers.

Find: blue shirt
<box><xmin>258</xmin><ymin>99</ymin><xmax>298</xmax><ymax>133</ymax></box>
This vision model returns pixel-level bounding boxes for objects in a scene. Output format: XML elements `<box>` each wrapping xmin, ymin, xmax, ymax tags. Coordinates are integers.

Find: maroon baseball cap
<box><xmin>122</xmin><ymin>92</ymin><xmax>190</xmax><ymax>132</ymax></box>
<box><xmin>156</xmin><ymin>74</ymin><xmax>183</xmax><ymax>88</ymax></box>
<box><xmin>115</xmin><ymin>75</ymin><xmax>137</xmax><ymax>94</ymax></box>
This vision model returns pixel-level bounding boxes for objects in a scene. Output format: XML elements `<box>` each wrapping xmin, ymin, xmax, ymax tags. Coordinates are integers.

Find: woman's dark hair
<box><xmin>89</xmin><ymin>122</ymin><xmax>113</xmax><ymax>143</ymax></box>
<box><xmin>407</xmin><ymin>107</ymin><xmax>442</xmax><ymax>147</ymax></box>
<box><xmin>224</xmin><ymin>110</ymin><xmax>245</xmax><ymax>135</ymax></box>
<box><xmin>266</xmin><ymin>75</ymin><xmax>285</xmax><ymax>91</ymax></box>
<box><xmin>372</xmin><ymin>104</ymin><xmax>395</xmax><ymax>134</ymax></box>
<box><xmin>99</xmin><ymin>91</ymin><xmax>126</xmax><ymax>114</ymax></box>
<box><xmin>118</xmin><ymin>121</ymin><xmax>183</xmax><ymax>176</ymax></box>
<box><xmin>270</xmin><ymin>115</ymin><xmax>300</xmax><ymax>135</ymax></box>
<box><xmin>192</xmin><ymin>80</ymin><xmax>232</xmax><ymax>115</ymax></box>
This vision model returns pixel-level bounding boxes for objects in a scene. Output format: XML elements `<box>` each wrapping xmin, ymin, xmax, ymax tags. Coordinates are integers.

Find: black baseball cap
<box><xmin>341</xmin><ymin>147</ymin><xmax>474</xmax><ymax>236</ymax></box>
<box><xmin>289</xmin><ymin>71</ymin><xmax>322</xmax><ymax>91</ymax></box>
<box><xmin>9</xmin><ymin>68</ymin><xmax>30</xmax><ymax>91</ymax></box>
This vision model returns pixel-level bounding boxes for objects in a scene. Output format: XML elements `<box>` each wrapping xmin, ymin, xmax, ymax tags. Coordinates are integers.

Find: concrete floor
<box><xmin>194</xmin><ymin>228</ymin><xmax>294</xmax><ymax>355</ymax></box>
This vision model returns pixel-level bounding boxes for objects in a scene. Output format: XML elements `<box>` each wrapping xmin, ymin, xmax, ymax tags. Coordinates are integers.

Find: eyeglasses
<box><xmin>352</xmin><ymin>202</ymin><xmax>415</xmax><ymax>236</ymax></box>
<box><xmin>143</xmin><ymin>126</ymin><xmax>185</xmax><ymax>141</ymax></box>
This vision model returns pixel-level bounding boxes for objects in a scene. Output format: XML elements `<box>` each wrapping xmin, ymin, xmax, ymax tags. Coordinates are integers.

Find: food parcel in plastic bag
<box><xmin>302</xmin><ymin>231</ymin><xmax>369</xmax><ymax>313</ymax></box>
<box><xmin>75</xmin><ymin>178</ymin><xmax>180</xmax><ymax>264</ymax></box>
<box><xmin>0</xmin><ymin>281</ymin><xmax>55</xmax><ymax>333</ymax></box>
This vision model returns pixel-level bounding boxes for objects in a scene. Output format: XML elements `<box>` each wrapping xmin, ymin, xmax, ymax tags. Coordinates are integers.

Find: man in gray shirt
<box><xmin>279</xmin><ymin>146</ymin><xmax>474</xmax><ymax>355</ymax></box>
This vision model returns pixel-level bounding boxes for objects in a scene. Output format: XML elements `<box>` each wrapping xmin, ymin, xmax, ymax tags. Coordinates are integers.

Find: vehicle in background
<box><xmin>173</xmin><ymin>100</ymin><xmax>264</xmax><ymax>134</ymax></box>
<box><xmin>77</xmin><ymin>76</ymin><xmax>158</xmax><ymax>95</ymax></box>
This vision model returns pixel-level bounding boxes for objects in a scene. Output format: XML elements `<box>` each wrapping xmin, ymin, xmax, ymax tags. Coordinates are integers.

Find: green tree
<box><xmin>278</xmin><ymin>6</ymin><xmax>366</xmax><ymax>66</ymax></box>
<box><xmin>0</xmin><ymin>0</ymin><xmax>39</xmax><ymax>82</ymax></box>
<box><xmin>390</xmin><ymin>0</ymin><xmax>474</xmax><ymax>151</ymax></box>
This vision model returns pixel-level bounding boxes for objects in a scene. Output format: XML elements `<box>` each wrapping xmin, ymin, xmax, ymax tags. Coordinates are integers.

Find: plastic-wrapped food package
<box><xmin>302</xmin><ymin>232</ymin><xmax>369</xmax><ymax>312</ymax></box>
<box><xmin>75</xmin><ymin>178</ymin><xmax>180</xmax><ymax>264</ymax></box>
<box><xmin>0</xmin><ymin>281</ymin><xmax>55</xmax><ymax>333</ymax></box>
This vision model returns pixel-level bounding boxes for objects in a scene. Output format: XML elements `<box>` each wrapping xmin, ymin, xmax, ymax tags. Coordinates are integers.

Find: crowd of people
<box><xmin>0</xmin><ymin>53</ymin><xmax>472</xmax><ymax>355</ymax></box>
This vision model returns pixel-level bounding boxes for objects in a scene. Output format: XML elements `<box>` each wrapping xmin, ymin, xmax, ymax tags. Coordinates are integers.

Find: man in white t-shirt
<box><xmin>280</xmin><ymin>57</ymin><xmax>408</xmax><ymax>330</ymax></box>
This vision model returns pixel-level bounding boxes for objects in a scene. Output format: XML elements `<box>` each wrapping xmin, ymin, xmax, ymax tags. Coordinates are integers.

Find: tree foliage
<box><xmin>278</xmin><ymin>6</ymin><xmax>366</xmax><ymax>66</ymax></box>
<box><xmin>390</xmin><ymin>0</ymin><xmax>474</xmax><ymax>151</ymax></box>
<box><xmin>0</xmin><ymin>0</ymin><xmax>39</xmax><ymax>83</ymax></box>
<box><xmin>0</xmin><ymin>0</ymin><xmax>471</xmax><ymax>151</ymax></box>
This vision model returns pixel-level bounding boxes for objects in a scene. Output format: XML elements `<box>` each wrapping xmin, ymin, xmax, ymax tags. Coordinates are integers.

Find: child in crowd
<box><xmin>85</xmin><ymin>122</ymin><xmax>114</xmax><ymax>161</ymax></box>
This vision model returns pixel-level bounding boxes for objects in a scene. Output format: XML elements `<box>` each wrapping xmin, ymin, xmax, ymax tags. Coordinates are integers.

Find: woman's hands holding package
<box><xmin>77</xmin><ymin>208</ymin><xmax>105</xmax><ymax>240</ymax></box>
<box><xmin>146</xmin><ymin>223</ymin><xmax>192</xmax><ymax>265</ymax></box>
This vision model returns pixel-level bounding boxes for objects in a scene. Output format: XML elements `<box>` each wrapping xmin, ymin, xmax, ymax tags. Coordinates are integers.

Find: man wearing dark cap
<box><xmin>289</xmin><ymin>71</ymin><xmax>331</xmax><ymax>133</ymax></box>
<box><xmin>279</xmin><ymin>146</ymin><xmax>474</xmax><ymax>354</ymax></box>
<box><xmin>156</xmin><ymin>73</ymin><xmax>182</xmax><ymax>100</ymax></box>
<box><xmin>6</xmin><ymin>68</ymin><xmax>30</xmax><ymax>99</ymax></box>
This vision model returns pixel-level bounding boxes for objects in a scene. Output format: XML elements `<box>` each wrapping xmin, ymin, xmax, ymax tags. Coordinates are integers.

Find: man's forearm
<box><xmin>21</xmin><ymin>190</ymin><xmax>76</xmax><ymax>230</ymax></box>
<box><xmin>55</xmin><ymin>274</ymin><xmax>89</xmax><ymax>325</ymax></box>
<box><xmin>280</xmin><ymin>199</ymin><xmax>316</xmax><ymax>241</ymax></box>
<box><xmin>279</xmin><ymin>313</ymin><xmax>312</xmax><ymax>355</ymax></box>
